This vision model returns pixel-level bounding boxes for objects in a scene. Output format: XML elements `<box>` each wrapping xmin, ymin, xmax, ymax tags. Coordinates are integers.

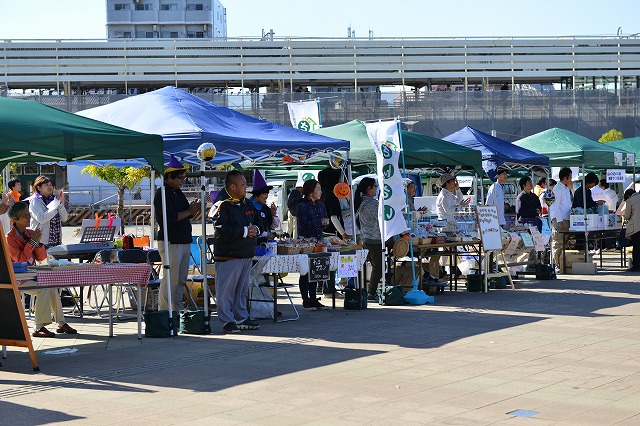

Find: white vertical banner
<box><xmin>286</xmin><ymin>99</ymin><xmax>320</xmax><ymax>131</ymax></box>
<box><xmin>366</xmin><ymin>120</ymin><xmax>408</xmax><ymax>241</ymax></box>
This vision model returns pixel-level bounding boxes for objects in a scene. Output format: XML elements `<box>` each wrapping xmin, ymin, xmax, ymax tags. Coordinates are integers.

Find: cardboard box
<box><xmin>587</xmin><ymin>214</ymin><xmax>604</xmax><ymax>230</ymax></box>
<box><xmin>562</xmin><ymin>250</ymin><xmax>592</xmax><ymax>273</ymax></box>
<box><xmin>571</xmin><ymin>262</ymin><xmax>597</xmax><ymax>275</ymax></box>
<box><xmin>569</xmin><ymin>215</ymin><xmax>586</xmax><ymax>231</ymax></box>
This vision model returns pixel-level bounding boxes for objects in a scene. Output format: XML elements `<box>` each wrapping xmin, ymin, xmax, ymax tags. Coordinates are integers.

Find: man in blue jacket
<box><xmin>209</xmin><ymin>170</ymin><xmax>261</xmax><ymax>334</ymax></box>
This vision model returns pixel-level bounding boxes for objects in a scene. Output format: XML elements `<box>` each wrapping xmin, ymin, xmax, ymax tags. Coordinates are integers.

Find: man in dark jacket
<box><xmin>154</xmin><ymin>155</ymin><xmax>200</xmax><ymax>312</ymax></box>
<box><xmin>209</xmin><ymin>170</ymin><xmax>261</xmax><ymax>334</ymax></box>
<box><xmin>286</xmin><ymin>181</ymin><xmax>303</xmax><ymax>238</ymax></box>
<box><xmin>572</xmin><ymin>172</ymin><xmax>600</xmax><ymax>210</ymax></box>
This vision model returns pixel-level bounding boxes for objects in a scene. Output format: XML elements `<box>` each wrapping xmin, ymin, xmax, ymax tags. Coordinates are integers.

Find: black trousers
<box><xmin>631</xmin><ymin>232</ymin><xmax>640</xmax><ymax>269</ymax></box>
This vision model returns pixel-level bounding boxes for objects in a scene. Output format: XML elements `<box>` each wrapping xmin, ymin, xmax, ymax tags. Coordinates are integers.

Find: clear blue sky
<box><xmin>0</xmin><ymin>0</ymin><xmax>638</xmax><ymax>39</ymax></box>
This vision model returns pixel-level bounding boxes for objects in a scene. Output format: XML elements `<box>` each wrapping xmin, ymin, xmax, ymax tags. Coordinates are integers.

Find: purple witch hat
<box><xmin>251</xmin><ymin>170</ymin><xmax>273</xmax><ymax>195</ymax></box>
<box><xmin>164</xmin><ymin>154</ymin><xmax>186</xmax><ymax>175</ymax></box>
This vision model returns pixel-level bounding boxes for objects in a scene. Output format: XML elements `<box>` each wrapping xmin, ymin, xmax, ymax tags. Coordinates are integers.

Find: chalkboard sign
<box><xmin>476</xmin><ymin>205</ymin><xmax>502</xmax><ymax>251</ymax></box>
<box><xmin>0</xmin><ymin>222</ymin><xmax>39</xmax><ymax>370</ymax></box>
<box><xmin>308</xmin><ymin>253</ymin><xmax>331</xmax><ymax>282</ymax></box>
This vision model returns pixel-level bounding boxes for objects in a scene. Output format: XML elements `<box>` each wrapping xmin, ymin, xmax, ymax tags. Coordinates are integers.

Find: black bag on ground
<box><xmin>179</xmin><ymin>308</ymin><xmax>210</xmax><ymax>334</ymax></box>
<box><xmin>144</xmin><ymin>310</ymin><xmax>179</xmax><ymax>338</ymax></box>
<box><xmin>60</xmin><ymin>289</ymin><xmax>75</xmax><ymax>307</ymax></box>
<box><xmin>343</xmin><ymin>287</ymin><xmax>367</xmax><ymax>310</ymax></box>
<box><xmin>377</xmin><ymin>285</ymin><xmax>405</xmax><ymax>306</ymax></box>
<box><xmin>535</xmin><ymin>263</ymin><xmax>556</xmax><ymax>280</ymax></box>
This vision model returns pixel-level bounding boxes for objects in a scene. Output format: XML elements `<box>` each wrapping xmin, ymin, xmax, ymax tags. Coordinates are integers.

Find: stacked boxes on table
<box><xmin>569</xmin><ymin>214</ymin><xmax>621</xmax><ymax>231</ymax></box>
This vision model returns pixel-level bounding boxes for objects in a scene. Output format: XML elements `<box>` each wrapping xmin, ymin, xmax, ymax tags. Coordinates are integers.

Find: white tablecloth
<box><xmin>260</xmin><ymin>250</ymin><xmax>369</xmax><ymax>274</ymax></box>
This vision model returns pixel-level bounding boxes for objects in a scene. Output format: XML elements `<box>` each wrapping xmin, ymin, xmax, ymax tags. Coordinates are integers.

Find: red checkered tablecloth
<box><xmin>32</xmin><ymin>263</ymin><xmax>152</xmax><ymax>288</ymax></box>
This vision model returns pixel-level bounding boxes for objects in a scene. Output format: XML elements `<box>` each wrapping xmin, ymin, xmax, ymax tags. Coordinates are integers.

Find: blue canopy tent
<box><xmin>77</xmin><ymin>86</ymin><xmax>348</xmax><ymax>166</ymax></box>
<box><xmin>442</xmin><ymin>126</ymin><xmax>549</xmax><ymax>181</ymax></box>
<box><xmin>76</xmin><ymin>86</ymin><xmax>349</xmax><ymax>323</ymax></box>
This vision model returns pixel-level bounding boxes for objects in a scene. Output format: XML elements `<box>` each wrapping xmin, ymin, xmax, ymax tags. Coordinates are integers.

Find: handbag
<box><xmin>179</xmin><ymin>308</ymin><xmax>210</xmax><ymax>335</ymax></box>
<box><xmin>144</xmin><ymin>310</ymin><xmax>179</xmax><ymax>338</ymax></box>
<box><xmin>377</xmin><ymin>285</ymin><xmax>405</xmax><ymax>306</ymax></box>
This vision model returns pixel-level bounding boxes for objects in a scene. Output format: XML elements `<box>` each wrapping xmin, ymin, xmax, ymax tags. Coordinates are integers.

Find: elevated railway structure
<box><xmin>2</xmin><ymin>36</ymin><xmax>640</xmax><ymax>139</ymax></box>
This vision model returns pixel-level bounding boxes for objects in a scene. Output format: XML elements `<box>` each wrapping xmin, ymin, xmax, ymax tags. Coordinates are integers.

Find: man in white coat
<box><xmin>486</xmin><ymin>168</ymin><xmax>508</xmax><ymax>229</ymax></box>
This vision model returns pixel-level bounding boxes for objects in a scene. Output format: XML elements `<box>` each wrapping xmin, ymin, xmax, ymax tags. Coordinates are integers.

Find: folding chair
<box><xmin>87</xmin><ymin>248</ymin><xmax>121</xmax><ymax>315</ymax></box>
<box><xmin>187</xmin><ymin>236</ymin><xmax>215</xmax><ymax>308</ymax></box>
<box><xmin>247</xmin><ymin>257</ymin><xmax>299</xmax><ymax>323</ymax></box>
<box><xmin>116</xmin><ymin>249</ymin><xmax>161</xmax><ymax>314</ymax></box>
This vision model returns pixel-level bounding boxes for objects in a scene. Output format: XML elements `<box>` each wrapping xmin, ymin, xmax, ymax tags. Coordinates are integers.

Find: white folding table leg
<box><xmin>108</xmin><ymin>284</ymin><xmax>114</xmax><ymax>337</ymax></box>
<box><xmin>137</xmin><ymin>286</ymin><xmax>142</xmax><ymax>340</ymax></box>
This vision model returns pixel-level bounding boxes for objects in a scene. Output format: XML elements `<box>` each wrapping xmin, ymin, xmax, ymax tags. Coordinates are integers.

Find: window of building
<box><xmin>186</xmin><ymin>4</ymin><xmax>205</xmax><ymax>11</ymax></box>
<box><xmin>160</xmin><ymin>4</ymin><xmax>178</xmax><ymax>11</ymax></box>
<box><xmin>114</xmin><ymin>3</ymin><xmax>130</xmax><ymax>10</ymax></box>
<box><xmin>135</xmin><ymin>3</ymin><xmax>153</xmax><ymax>11</ymax></box>
<box><xmin>187</xmin><ymin>31</ymin><xmax>204</xmax><ymax>38</ymax></box>
<box><xmin>123</xmin><ymin>31</ymin><xmax>132</xmax><ymax>38</ymax></box>
<box><xmin>135</xmin><ymin>31</ymin><xmax>156</xmax><ymax>38</ymax></box>
<box><xmin>161</xmin><ymin>31</ymin><xmax>179</xmax><ymax>38</ymax></box>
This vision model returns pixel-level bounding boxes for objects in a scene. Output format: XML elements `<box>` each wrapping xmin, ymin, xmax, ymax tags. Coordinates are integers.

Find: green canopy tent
<box><xmin>312</xmin><ymin>120</ymin><xmax>484</xmax><ymax>175</ymax></box>
<box><xmin>0</xmin><ymin>97</ymin><xmax>164</xmax><ymax>172</ymax></box>
<box><xmin>514</xmin><ymin>128</ymin><xmax>634</xmax><ymax>264</ymax></box>
<box><xmin>513</xmin><ymin>128</ymin><xmax>632</xmax><ymax>169</ymax></box>
<box><xmin>607</xmin><ymin>137</ymin><xmax>640</xmax><ymax>167</ymax></box>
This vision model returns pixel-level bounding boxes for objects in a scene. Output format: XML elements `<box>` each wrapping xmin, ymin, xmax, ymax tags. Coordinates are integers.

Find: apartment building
<box><xmin>106</xmin><ymin>0</ymin><xmax>226</xmax><ymax>39</ymax></box>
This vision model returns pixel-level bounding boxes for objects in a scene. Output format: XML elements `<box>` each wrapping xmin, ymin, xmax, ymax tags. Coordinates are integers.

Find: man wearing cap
<box><xmin>154</xmin><ymin>155</ymin><xmax>201</xmax><ymax>312</ymax></box>
<box><xmin>436</xmin><ymin>173</ymin><xmax>466</xmax><ymax>223</ymax></box>
<box><xmin>249</xmin><ymin>170</ymin><xmax>279</xmax><ymax>245</ymax></box>
<box><xmin>486</xmin><ymin>168</ymin><xmax>508</xmax><ymax>229</ymax></box>
<box><xmin>209</xmin><ymin>170</ymin><xmax>261</xmax><ymax>334</ymax></box>
<box><xmin>287</xmin><ymin>180</ymin><xmax>304</xmax><ymax>238</ymax></box>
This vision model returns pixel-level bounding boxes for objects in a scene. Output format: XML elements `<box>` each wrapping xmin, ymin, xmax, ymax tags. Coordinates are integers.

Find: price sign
<box><xmin>520</xmin><ymin>232</ymin><xmax>534</xmax><ymax>248</ymax></box>
<box><xmin>337</xmin><ymin>253</ymin><xmax>359</xmax><ymax>278</ymax></box>
<box><xmin>308</xmin><ymin>253</ymin><xmax>330</xmax><ymax>282</ymax></box>
<box><xmin>606</xmin><ymin>169</ymin><xmax>625</xmax><ymax>183</ymax></box>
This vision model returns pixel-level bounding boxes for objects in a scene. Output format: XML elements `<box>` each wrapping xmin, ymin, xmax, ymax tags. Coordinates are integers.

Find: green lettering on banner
<box><xmin>297</xmin><ymin>121</ymin><xmax>311</xmax><ymax>132</ymax></box>
<box><xmin>381</xmin><ymin>144</ymin><xmax>393</xmax><ymax>159</ymax></box>
<box><xmin>383</xmin><ymin>164</ymin><xmax>394</xmax><ymax>179</ymax></box>
<box><xmin>383</xmin><ymin>183</ymin><xmax>392</xmax><ymax>200</ymax></box>
<box><xmin>384</xmin><ymin>205</ymin><xmax>395</xmax><ymax>221</ymax></box>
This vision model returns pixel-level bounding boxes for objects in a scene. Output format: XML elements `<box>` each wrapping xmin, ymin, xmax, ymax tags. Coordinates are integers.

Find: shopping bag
<box><xmin>144</xmin><ymin>310</ymin><xmax>179</xmax><ymax>338</ymax></box>
<box><xmin>343</xmin><ymin>287</ymin><xmax>367</xmax><ymax>310</ymax></box>
<box><xmin>179</xmin><ymin>308</ymin><xmax>209</xmax><ymax>334</ymax></box>
<box><xmin>377</xmin><ymin>285</ymin><xmax>405</xmax><ymax>306</ymax></box>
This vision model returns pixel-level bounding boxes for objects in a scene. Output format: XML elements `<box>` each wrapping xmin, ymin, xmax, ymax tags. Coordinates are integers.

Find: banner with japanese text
<box><xmin>366</xmin><ymin>120</ymin><xmax>408</xmax><ymax>241</ymax></box>
<box><xmin>286</xmin><ymin>99</ymin><xmax>320</xmax><ymax>131</ymax></box>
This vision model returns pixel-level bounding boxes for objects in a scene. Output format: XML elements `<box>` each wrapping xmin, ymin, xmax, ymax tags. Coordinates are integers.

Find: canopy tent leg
<box><xmin>159</xmin><ymin>178</ymin><xmax>174</xmax><ymax>336</ymax></box>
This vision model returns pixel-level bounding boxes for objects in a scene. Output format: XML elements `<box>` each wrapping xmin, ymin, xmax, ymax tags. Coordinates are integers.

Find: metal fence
<box><xmin>67</xmin><ymin>184</ymin><xmax>212</xmax><ymax>209</ymax></box>
<box><xmin>9</xmin><ymin>89</ymin><xmax>640</xmax><ymax>141</ymax></box>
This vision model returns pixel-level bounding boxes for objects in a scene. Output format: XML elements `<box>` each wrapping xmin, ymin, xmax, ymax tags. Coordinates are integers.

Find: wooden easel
<box><xmin>476</xmin><ymin>206</ymin><xmax>515</xmax><ymax>291</ymax></box>
<box><xmin>0</xmin><ymin>223</ymin><xmax>39</xmax><ymax>371</ymax></box>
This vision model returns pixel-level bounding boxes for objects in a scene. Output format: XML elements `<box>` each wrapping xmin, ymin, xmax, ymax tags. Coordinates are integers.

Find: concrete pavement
<box><xmin>1</xmin><ymin>227</ymin><xmax>639</xmax><ymax>424</ymax></box>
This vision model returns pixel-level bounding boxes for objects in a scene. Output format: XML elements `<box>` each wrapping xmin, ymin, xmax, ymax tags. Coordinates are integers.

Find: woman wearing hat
<box><xmin>249</xmin><ymin>170</ymin><xmax>279</xmax><ymax>245</ymax></box>
<box><xmin>436</xmin><ymin>173</ymin><xmax>466</xmax><ymax>223</ymax></box>
<box><xmin>153</xmin><ymin>155</ymin><xmax>201</xmax><ymax>312</ymax></box>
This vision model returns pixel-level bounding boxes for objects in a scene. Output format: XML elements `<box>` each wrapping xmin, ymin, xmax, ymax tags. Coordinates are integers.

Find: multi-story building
<box><xmin>106</xmin><ymin>0</ymin><xmax>226</xmax><ymax>39</ymax></box>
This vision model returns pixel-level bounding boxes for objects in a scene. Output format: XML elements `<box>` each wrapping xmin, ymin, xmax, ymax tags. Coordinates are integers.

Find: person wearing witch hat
<box><xmin>249</xmin><ymin>170</ymin><xmax>280</xmax><ymax>245</ymax></box>
<box><xmin>153</xmin><ymin>154</ymin><xmax>201</xmax><ymax>312</ymax></box>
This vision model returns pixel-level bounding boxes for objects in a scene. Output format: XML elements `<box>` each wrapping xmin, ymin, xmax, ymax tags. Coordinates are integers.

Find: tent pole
<box><xmin>201</xmin><ymin>159</ymin><xmax>209</xmax><ymax>331</ymax></box>
<box><xmin>159</xmin><ymin>178</ymin><xmax>174</xmax><ymax>336</ymax></box>
<box><xmin>582</xmin><ymin>164</ymin><xmax>588</xmax><ymax>263</ymax></box>
<box><xmin>150</xmin><ymin>169</ymin><xmax>156</xmax><ymax>247</ymax></box>
<box><xmin>396</xmin><ymin>120</ymin><xmax>430</xmax><ymax>305</ymax></box>
<box><xmin>346</xmin><ymin>152</ymin><xmax>358</xmax><ymax>291</ymax></box>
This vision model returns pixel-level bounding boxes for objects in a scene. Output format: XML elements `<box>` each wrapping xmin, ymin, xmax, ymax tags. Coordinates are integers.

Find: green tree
<box><xmin>81</xmin><ymin>165</ymin><xmax>150</xmax><ymax>232</ymax></box>
<box><xmin>599</xmin><ymin>129</ymin><xmax>624</xmax><ymax>143</ymax></box>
